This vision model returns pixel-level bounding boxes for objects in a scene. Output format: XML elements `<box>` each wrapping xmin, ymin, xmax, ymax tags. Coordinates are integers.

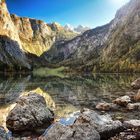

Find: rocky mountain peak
<box><xmin>0</xmin><ymin>1</ymin><xmax>21</xmax><ymax>45</ymax></box>
<box><xmin>64</xmin><ymin>24</ymin><xmax>90</xmax><ymax>34</ymax></box>
<box><xmin>74</xmin><ymin>25</ymin><xmax>90</xmax><ymax>33</ymax></box>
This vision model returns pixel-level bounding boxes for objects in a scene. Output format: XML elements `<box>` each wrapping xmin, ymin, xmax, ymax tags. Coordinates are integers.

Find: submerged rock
<box><xmin>6</xmin><ymin>93</ymin><xmax>54</xmax><ymax>133</ymax></box>
<box><xmin>131</xmin><ymin>78</ymin><xmax>140</xmax><ymax>89</ymax></box>
<box><xmin>113</xmin><ymin>96</ymin><xmax>131</xmax><ymax>106</ymax></box>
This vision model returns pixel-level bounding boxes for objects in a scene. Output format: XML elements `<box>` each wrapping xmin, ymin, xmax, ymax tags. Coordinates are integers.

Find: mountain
<box><xmin>64</xmin><ymin>24</ymin><xmax>90</xmax><ymax>34</ymax></box>
<box><xmin>0</xmin><ymin>0</ymin><xmax>140</xmax><ymax>73</ymax></box>
<box><xmin>64</xmin><ymin>24</ymin><xmax>74</xmax><ymax>32</ymax></box>
<box><xmin>11</xmin><ymin>16</ymin><xmax>77</xmax><ymax>57</ymax></box>
<box><xmin>0</xmin><ymin>0</ymin><xmax>77</xmax><ymax>71</ymax></box>
<box><xmin>0</xmin><ymin>0</ymin><xmax>30</xmax><ymax>70</ymax></box>
<box><xmin>74</xmin><ymin>25</ymin><xmax>90</xmax><ymax>33</ymax></box>
<box><xmin>43</xmin><ymin>0</ymin><xmax>140</xmax><ymax>73</ymax></box>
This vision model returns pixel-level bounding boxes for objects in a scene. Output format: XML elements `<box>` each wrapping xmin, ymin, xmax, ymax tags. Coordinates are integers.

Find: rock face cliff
<box><xmin>0</xmin><ymin>0</ymin><xmax>30</xmax><ymax>70</ymax></box>
<box><xmin>101</xmin><ymin>0</ymin><xmax>140</xmax><ymax>72</ymax></box>
<box><xmin>0</xmin><ymin>0</ymin><xmax>76</xmax><ymax>70</ymax></box>
<box><xmin>43</xmin><ymin>0</ymin><xmax>140</xmax><ymax>72</ymax></box>
<box><xmin>11</xmin><ymin>15</ymin><xmax>76</xmax><ymax>56</ymax></box>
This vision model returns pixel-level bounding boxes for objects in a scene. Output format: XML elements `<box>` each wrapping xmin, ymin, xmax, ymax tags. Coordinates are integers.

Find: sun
<box><xmin>109</xmin><ymin>0</ymin><xmax>129</xmax><ymax>6</ymax></box>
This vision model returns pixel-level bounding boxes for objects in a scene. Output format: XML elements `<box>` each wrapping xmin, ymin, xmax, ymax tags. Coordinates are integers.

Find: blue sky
<box><xmin>7</xmin><ymin>0</ymin><xmax>129</xmax><ymax>28</ymax></box>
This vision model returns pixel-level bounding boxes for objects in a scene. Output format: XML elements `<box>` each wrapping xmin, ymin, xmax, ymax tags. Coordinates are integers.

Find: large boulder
<box><xmin>43</xmin><ymin>123</ymin><xmax>100</xmax><ymax>140</ymax></box>
<box><xmin>6</xmin><ymin>93</ymin><xmax>54</xmax><ymax>133</ymax></box>
<box><xmin>131</xmin><ymin>78</ymin><xmax>140</xmax><ymax>89</ymax></box>
<box><xmin>75</xmin><ymin>109</ymin><xmax>123</xmax><ymax>139</ymax></box>
<box><xmin>43</xmin><ymin>109</ymin><xmax>123</xmax><ymax>140</ymax></box>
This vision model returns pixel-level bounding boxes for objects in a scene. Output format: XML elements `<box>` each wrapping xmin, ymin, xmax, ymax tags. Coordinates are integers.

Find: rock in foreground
<box><xmin>43</xmin><ymin>108</ymin><xmax>123</xmax><ymax>140</ymax></box>
<box><xmin>44</xmin><ymin>123</ymin><xmax>100</xmax><ymax>140</ymax></box>
<box><xmin>76</xmin><ymin>109</ymin><xmax>123</xmax><ymax>139</ymax></box>
<box><xmin>6</xmin><ymin>93</ymin><xmax>54</xmax><ymax>133</ymax></box>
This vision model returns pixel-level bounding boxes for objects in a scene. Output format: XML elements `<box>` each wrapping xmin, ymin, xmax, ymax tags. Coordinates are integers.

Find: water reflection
<box><xmin>0</xmin><ymin>73</ymin><xmax>140</xmax><ymax>129</ymax></box>
<box><xmin>0</xmin><ymin>76</ymin><xmax>30</xmax><ymax>106</ymax></box>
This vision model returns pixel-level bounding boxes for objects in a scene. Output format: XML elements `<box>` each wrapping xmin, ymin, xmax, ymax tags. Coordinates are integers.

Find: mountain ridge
<box><xmin>0</xmin><ymin>0</ymin><xmax>140</xmax><ymax>72</ymax></box>
<box><xmin>42</xmin><ymin>0</ymin><xmax>140</xmax><ymax>72</ymax></box>
<box><xmin>0</xmin><ymin>0</ymin><xmax>77</xmax><ymax>71</ymax></box>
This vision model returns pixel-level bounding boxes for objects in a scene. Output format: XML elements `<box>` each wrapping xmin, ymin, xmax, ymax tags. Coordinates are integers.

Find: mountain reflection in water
<box><xmin>0</xmin><ymin>73</ymin><xmax>140</xmax><ymax>129</ymax></box>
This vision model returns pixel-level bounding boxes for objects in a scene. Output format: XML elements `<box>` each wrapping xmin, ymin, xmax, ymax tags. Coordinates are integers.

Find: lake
<box><xmin>0</xmin><ymin>73</ymin><xmax>140</xmax><ymax>130</ymax></box>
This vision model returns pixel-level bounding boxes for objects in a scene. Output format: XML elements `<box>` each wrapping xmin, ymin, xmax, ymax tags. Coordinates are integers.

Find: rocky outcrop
<box><xmin>0</xmin><ymin>0</ymin><xmax>30</xmax><ymax>69</ymax></box>
<box><xmin>6</xmin><ymin>93</ymin><xmax>54</xmax><ymax>133</ymax></box>
<box><xmin>11</xmin><ymin>15</ymin><xmax>53</xmax><ymax>56</ymax></box>
<box><xmin>43</xmin><ymin>23</ymin><xmax>111</xmax><ymax>65</ymax></box>
<box><xmin>11</xmin><ymin>15</ymin><xmax>77</xmax><ymax>57</ymax></box>
<box><xmin>0</xmin><ymin>0</ymin><xmax>76</xmax><ymax>70</ymax></box>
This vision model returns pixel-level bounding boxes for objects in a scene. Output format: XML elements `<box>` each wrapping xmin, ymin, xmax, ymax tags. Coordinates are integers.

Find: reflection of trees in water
<box><xmin>0</xmin><ymin>73</ymin><xmax>139</xmax><ymax>108</ymax></box>
<box><xmin>0</xmin><ymin>76</ymin><xmax>30</xmax><ymax>106</ymax></box>
<box><xmin>26</xmin><ymin>74</ymin><xmax>139</xmax><ymax>110</ymax></box>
